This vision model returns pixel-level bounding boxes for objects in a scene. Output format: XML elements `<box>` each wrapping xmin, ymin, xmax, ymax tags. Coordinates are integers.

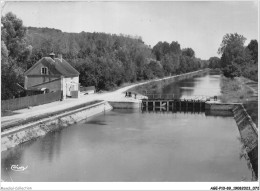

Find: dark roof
<box><xmin>25</xmin><ymin>57</ymin><xmax>79</xmax><ymax>77</ymax></box>
<box><xmin>53</xmin><ymin>58</ymin><xmax>79</xmax><ymax>77</ymax></box>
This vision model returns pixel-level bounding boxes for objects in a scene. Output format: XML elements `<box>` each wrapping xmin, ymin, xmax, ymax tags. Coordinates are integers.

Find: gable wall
<box><xmin>26</xmin><ymin>76</ymin><xmax>60</xmax><ymax>88</ymax></box>
<box><xmin>64</xmin><ymin>76</ymin><xmax>79</xmax><ymax>84</ymax></box>
<box><xmin>30</xmin><ymin>79</ymin><xmax>62</xmax><ymax>93</ymax></box>
<box><xmin>27</xmin><ymin>60</ymin><xmax>58</xmax><ymax>75</ymax></box>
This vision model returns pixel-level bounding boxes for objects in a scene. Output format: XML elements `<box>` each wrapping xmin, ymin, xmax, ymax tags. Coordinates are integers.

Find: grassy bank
<box><xmin>219</xmin><ymin>76</ymin><xmax>258</xmax><ymax>126</ymax></box>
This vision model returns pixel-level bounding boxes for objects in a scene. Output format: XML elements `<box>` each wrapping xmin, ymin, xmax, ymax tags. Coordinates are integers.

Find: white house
<box><xmin>24</xmin><ymin>53</ymin><xmax>80</xmax><ymax>99</ymax></box>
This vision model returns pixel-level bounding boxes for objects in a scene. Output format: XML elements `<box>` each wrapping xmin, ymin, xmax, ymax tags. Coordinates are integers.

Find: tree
<box><xmin>148</xmin><ymin>60</ymin><xmax>164</xmax><ymax>78</ymax></box>
<box><xmin>182</xmin><ymin>48</ymin><xmax>195</xmax><ymax>57</ymax></box>
<box><xmin>161</xmin><ymin>53</ymin><xmax>180</xmax><ymax>75</ymax></box>
<box><xmin>1</xmin><ymin>41</ymin><xmax>8</xmax><ymax>65</ymax></box>
<box><xmin>208</xmin><ymin>57</ymin><xmax>221</xmax><ymax>69</ymax></box>
<box><xmin>25</xmin><ymin>22</ymin><xmax>203</xmax><ymax>92</ymax></box>
<box><xmin>1</xmin><ymin>12</ymin><xmax>31</xmax><ymax>68</ymax></box>
<box><xmin>218</xmin><ymin>33</ymin><xmax>246</xmax><ymax>55</ymax></box>
<box><xmin>161</xmin><ymin>54</ymin><xmax>175</xmax><ymax>75</ymax></box>
<box><xmin>242</xmin><ymin>42</ymin><xmax>258</xmax><ymax>81</ymax></box>
<box><xmin>1</xmin><ymin>12</ymin><xmax>32</xmax><ymax>100</ymax></box>
<box><xmin>218</xmin><ymin>33</ymin><xmax>247</xmax><ymax>78</ymax></box>
<box><xmin>218</xmin><ymin>33</ymin><xmax>257</xmax><ymax>80</ymax></box>
<box><xmin>247</xmin><ymin>39</ymin><xmax>258</xmax><ymax>64</ymax></box>
<box><xmin>152</xmin><ymin>41</ymin><xmax>170</xmax><ymax>61</ymax></box>
<box><xmin>169</xmin><ymin>41</ymin><xmax>181</xmax><ymax>55</ymax></box>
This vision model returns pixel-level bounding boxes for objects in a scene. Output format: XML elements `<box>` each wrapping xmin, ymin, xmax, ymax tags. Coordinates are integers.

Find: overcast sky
<box><xmin>2</xmin><ymin>1</ymin><xmax>258</xmax><ymax>59</ymax></box>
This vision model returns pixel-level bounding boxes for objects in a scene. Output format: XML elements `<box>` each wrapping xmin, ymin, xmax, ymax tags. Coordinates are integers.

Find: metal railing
<box><xmin>145</xmin><ymin>94</ymin><xmax>175</xmax><ymax>100</ymax></box>
<box><xmin>144</xmin><ymin>94</ymin><xmax>213</xmax><ymax>101</ymax></box>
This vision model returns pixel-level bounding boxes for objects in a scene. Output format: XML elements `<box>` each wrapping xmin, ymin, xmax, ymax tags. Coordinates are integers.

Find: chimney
<box><xmin>49</xmin><ymin>52</ymin><xmax>55</xmax><ymax>60</ymax></box>
<box><xmin>58</xmin><ymin>54</ymin><xmax>63</xmax><ymax>62</ymax></box>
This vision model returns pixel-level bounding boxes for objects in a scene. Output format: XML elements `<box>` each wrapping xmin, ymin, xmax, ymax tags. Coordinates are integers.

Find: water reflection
<box><xmin>39</xmin><ymin>130</ymin><xmax>62</xmax><ymax>163</ymax></box>
<box><xmin>85</xmin><ymin>120</ymin><xmax>107</xmax><ymax>125</ymax></box>
<box><xmin>1</xmin><ymin>147</ymin><xmax>24</xmax><ymax>182</ymax></box>
<box><xmin>161</xmin><ymin>71</ymin><xmax>221</xmax><ymax>99</ymax></box>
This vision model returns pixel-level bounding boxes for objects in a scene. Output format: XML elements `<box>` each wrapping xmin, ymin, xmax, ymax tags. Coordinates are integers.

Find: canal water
<box><xmin>1</xmin><ymin>71</ymin><xmax>253</xmax><ymax>182</ymax></box>
<box><xmin>161</xmin><ymin>70</ymin><xmax>221</xmax><ymax>99</ymax></box>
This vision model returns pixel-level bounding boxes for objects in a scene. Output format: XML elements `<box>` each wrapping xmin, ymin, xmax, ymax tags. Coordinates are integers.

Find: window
<box><xmin>41</xmin><ymin>67</ymin><xmax>48</xmax><ymax>75</ymax></box>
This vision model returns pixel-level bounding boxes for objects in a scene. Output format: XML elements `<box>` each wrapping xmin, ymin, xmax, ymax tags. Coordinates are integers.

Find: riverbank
<box><xmin>1</xmin><ymin>101</ymin><xmax>113</xmax><ymax>151</ymax></box>
<box><xmin>219</xmin><ymin>76</ymin><xmax>258</xmax><ymax>125</ymax></box>
<box><xmin>233</xmin><ymin>104</ymin><xmax>258</xmax><ymax>180</ymax></box>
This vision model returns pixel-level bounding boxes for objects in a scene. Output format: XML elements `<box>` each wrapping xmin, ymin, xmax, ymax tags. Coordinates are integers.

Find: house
<box><xmin>24</xmin><ymin>53</ymin><xmax>80</xmax><ymax>99</ymax></box>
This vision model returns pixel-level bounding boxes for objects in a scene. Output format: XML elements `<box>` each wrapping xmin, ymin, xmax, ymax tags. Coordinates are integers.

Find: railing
<box><xmin>1</xmin><ymin>90</ymin><xmax>62</xmax><ymax>111</ymax></box>
<box><xmin>146</xmin><ymin>94</ymin><xmax>175</xmax><ymax>100</ymax></box>
<box><xmin>144</xmin><ymin>94</ymin><xmax>213</xmax><ymax>101</ymax></box>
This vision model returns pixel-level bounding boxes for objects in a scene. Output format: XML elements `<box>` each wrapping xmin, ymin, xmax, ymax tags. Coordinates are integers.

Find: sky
<box><xmin>2</xmin><ymin>1</ymin><xmax>258</xmax><ymax>60</ymax></box>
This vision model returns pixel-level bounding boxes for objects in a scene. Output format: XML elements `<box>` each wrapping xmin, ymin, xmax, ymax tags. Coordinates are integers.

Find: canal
<box><xmin>1</xmin><ymin>71</ymin><xmax>253</xmax><ymax>182</ymax></box>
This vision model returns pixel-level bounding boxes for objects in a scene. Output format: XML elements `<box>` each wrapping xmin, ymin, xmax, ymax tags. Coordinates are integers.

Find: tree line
<box><xmin>208</xmin><ymin>33</ymin><xmax>258</xmax><ymax>81</ymax></box>
<box><xmin>1</xmin><ymin>12</ymin><xmax>207</xmax><ymax>100</ymax></box>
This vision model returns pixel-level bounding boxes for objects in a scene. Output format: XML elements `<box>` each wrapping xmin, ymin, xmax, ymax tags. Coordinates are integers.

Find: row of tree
<box><xmin>208</xmin><ymin>33</ymin><xmax>258</xmax><ymax>81</ymax></box>
<box><xmin>152</xmin><ymin>42</ymin><xmax>207</xmax><ymax>76</ymax></box>
<box><xmin>1</xmin><ymin>12</ymin><xmax>32</xmax><ymax>100</ymax></box>
<box><xmin>1</xmin><ymin>12</ymin><xmax>206</xmax><ymax>100</ymax></box>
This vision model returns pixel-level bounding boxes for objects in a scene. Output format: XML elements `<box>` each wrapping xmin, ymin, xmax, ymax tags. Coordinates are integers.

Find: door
<box><xmin>66</xmin><ymin>83</ymin><xmax>71</xmax><ymax>96</ymax></box>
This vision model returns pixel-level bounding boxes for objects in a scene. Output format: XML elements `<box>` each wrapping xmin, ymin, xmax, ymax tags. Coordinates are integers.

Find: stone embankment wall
<box><xmin>204</xmin><ymin>109</ymin><xmax>233</xmax><ymax>117</ymax></box>
<box><xmin>1</xmin><ymin>101</ymin><xmax>112</xmax><ymax>151</ymax></box>
<box><xmin>205</xmin><ymin>102</ymin><xmax>237</xmax><ymax>110</ymax></box>
<box><xmin>109</xmin><ymin>101</ymin><xmax>141</xmax><ymax>109</ymax></box>
<box><xmin>232</xmin><ymin>104</ymin><xmax>258</xmax><ymax>179</ymax></box>
<box><xmin>205</xmin><ymin>102</ymin><xmax>258</xmax><ymax>151</ymax></box>
<box><xmin>205</xmin><ymin>101</ymin><xmax>258</xmax><ymax>179</ymax></box>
